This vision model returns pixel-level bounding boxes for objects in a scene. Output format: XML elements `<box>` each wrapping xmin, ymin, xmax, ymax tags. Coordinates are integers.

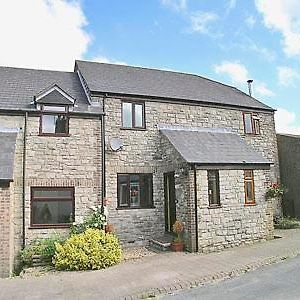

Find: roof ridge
<box><xmin>0</xmin><ymin>65</ymin><xmax>74</xmax><ymax>74</ymax></box>
<box><xmin>76</xmin><ymin>59</ymin><xmax>239</xmax><ymax>90</ymax></box>
<box><xmin>157</xmin><ymin>124</ymin><xmax>233</xmax><ymax>133</ymax></box>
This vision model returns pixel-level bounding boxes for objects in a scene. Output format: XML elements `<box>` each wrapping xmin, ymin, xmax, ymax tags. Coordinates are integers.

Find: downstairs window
<box><xmin>117</xmin><ymin>174</ymin><xmax>153</xmax><ymax>208</ymax></box>
<box><xmin>244</xmin><ymin>170</ymin><xmax>255</xmax><ymax>204</ymax></box>
<box><xmin>207</xmin><ymin>170</ymin><xmax>221</xmax><ymax>207</ymax></box>
<box><xmin>31</xmin><ymin>187</ymin><xmax>75</xmax><ymax>228</ymax></box>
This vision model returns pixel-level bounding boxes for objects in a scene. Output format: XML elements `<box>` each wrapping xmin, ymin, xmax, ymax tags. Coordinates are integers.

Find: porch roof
<box><xmin>0</xmin><ymin>129</ymin><xmax>18</xmax><ymax>181</ymax></box>
<box><xmin>159</xmin><ymin>125</ymin><xmax>271</xmax><ymax>168</ymax></box>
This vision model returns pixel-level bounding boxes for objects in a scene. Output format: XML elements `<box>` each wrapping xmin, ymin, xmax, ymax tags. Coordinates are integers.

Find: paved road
<box><xmin>163</xmin><ymin>255</ymin><xmax>300</xmax><ymax>300</ymax></box>
<box><xmin>1</xmin><ymin>229</ymin><xmax>300</xmax><ymax>300</ymax></box>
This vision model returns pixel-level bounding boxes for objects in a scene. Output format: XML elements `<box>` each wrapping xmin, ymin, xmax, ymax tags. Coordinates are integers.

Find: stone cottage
<box><xmin>0</xmin><ymin>61</ymin><xmax>278</xmax><ymax>277</ymax></box>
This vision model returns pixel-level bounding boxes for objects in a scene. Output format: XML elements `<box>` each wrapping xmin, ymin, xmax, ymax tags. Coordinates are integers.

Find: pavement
<box><xmin>0</xmin><ymin>229</ymin><xmax>300</xmax><ymax>300</ymax></box>
<box><xmin>162</xmin><ymin>254</ymin><xmax>300</xmax><ymax>299</ymax></box>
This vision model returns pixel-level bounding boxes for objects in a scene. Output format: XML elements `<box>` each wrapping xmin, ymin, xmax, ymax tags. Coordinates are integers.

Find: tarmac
<box><xmin>0</xmin><ymin>229</ymin><xmax>300</xmax><ymax>300</ymax></box>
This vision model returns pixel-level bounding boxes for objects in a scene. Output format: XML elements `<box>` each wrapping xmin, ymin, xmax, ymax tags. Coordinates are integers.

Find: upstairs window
<box><xmin>117</xmin><ymin>174</ymin><xmax>153</xmax><ymax>208</ymax></box>
<box><xmin>244</xmin><ymin>170</ymin><xmax>255</xmax><ymax>205</ymax></box>
<box><xmin>243</xmin><ymin>112</ymin><xmax>260</xmax><ymax>135</ymax></box>
<box><xmin>207</xmin><ymin>170</ymin><xmax>220</xmax><ymax>207</ymax></box>
<box><xmin>39</xmin><ymin>105</ymin><xmax>69</xmax><ymax>136</ymax></box>
<box><xmin>122</xmin><ymin>101</ymin><xmax>145</xmax><ymax>129</ymax></box>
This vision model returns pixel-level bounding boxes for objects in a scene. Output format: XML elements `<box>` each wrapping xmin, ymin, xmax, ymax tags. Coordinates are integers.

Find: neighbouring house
<box><xmin>0</xmin><ymin>61</ymin><xmax>279</xmax><ymax>278</ymax></box>
<box><xmin>277</xmin><ymin>134</ymin><xmax>300</xmax><ymax>218</ymax></box>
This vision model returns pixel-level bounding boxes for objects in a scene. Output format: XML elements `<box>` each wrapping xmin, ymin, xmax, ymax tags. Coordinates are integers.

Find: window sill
<box><xmin>208</xmin><ymin>205</ymin><xmax>222</xmax><ymax>209</ymax></box>
<box><xmin>29</xmin><ymin>224</ymin><xmax>71</xmax><ymax>229</ymax></box>
<box><xmin>244</xmin><ymin>133</ymin><xmax>260</xmax><ymax>136</ymax></box>
<box><xmin>116</xmin><ymin>206</ymin><xmax>155</xmax><ymax>210</ymax></box>
<box><xmin>38</xmin><ymin>133</ymin><xmax>70</xmax><ymax>137</ymax></box>
<box><xmin>244</xmin><ymin>203</ymin><xmax>256</xmax><ymax>207</ymax></box>
<box><xmin>120</xmin><ymin>127</ymin><xmax>147</xmax><ymax>131</ymax></box>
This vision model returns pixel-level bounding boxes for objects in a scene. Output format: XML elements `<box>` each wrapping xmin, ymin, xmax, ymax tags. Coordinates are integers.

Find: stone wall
<box><xmin>102</xmin><ymin>96</ymin><xmax>279</xmax><ymax>247</ymax></box>
<box><xmin>0</xmin><ymin>114</ymin><xmax>102</xmax><ymax>271</ymax></box>
<box><xmin>196</xmin><ymin>169</ymin><xmax>273</xmax><ymax>253</ymax></box>
<box><xmin>0</xmin><ymin>95</ymin><xmax>279</xmax><ymax>264</ymax></box>
<box><xmin>0</xmin><ymin>184</ymin><xmax>13</xmax><ymax>278</ymax></box>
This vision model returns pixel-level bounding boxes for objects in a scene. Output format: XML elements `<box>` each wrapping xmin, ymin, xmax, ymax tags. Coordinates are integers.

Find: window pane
<box><xmin>130</xmin><ymin>175</ymin><xmax>140</xmax><ymax>207</ymax></box>
<box><xmin>42</xmin><ymin>115</ymin><xmax>67</xmax><ymax>134</ymax></box>
<box><xmin>42</xmin><ymin>115</ymin><xmax>56</xmax><ymax>133</ymax></box>
<box><xmin>135</xmin><ymin>104</ymin><xmax>143</xmax><ymax>127</ymax></box>
<box><xmin>33</xmin><ymin>189</ymin><xmax>72</xmax><ymax>199</ymax></box>
<box><xmin>245</xmin><ymin>181</ymin><xmax>254</xmax><ymax>202</ymax></box>
<box><xmin>140</xmin><ymin>174</ymin><xmax>153</xmax><ymax>208</ymax></box>
<box><xmin>244</xmin><ymin>113</ymin><xmax>253</xmax><ymax>134</ymax></box>
<box><xmin>43</xmin><ymin>106</ymin><xmax>66</xmax><ymax>112</ymax></box>
<box><xmin>122</xmin><ymin>103</ymin><xmax>132</xmax><ymax>128</ymax></box>
<box><xmin>32</xmin><ymin>201</ymin><xmax>73</xmax><ymax>225</ymax></box>
<box><xmin>208</xmin><ymin>170</ymin><xmax>220</xmax><ymax>206</ymax></box>
<box><xmin>119</xmin><ymin>175</ymin><xmax>128</xmax><ymax>207</ymax></box>
<box><xmin>244</xmin><ymin>170</ymin><xmax>252</xmax><ymax>179</ymax></box>
<box><xmin>253</xmin><ymin>118</ymin><xmax>260</xmax><ymax>134</ymax></box>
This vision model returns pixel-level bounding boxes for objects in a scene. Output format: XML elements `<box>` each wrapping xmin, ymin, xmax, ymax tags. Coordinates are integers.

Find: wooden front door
<box><xmin>164</xmin><ymin>172</ymin><xmax>176</xmax><ymax>233</ymax></box>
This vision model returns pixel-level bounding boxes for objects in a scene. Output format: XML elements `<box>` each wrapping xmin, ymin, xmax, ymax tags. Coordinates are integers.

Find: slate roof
<box><xmin>0</xmin><ymin>66</ymin><xmax>100</xmax><ymax>113</ymax></box>
<box><xmin>0</xmin><ymin>131</ymin><xmax>18</xmax><ymax>180</ymax></box>
<box><xmin>159</xmin><ymin>125</ymin><xmax>271</xmax><ymax>166</ymax></box>
<box><xmin>76</xmin><ymin>60</ymin><xmax>273</xmax><ymax>111</ymax></box>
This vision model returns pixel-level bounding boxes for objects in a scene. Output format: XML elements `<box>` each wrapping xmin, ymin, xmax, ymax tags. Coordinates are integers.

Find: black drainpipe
<box><xmin>22</xmin><ymin>112</ymin><xmax>28</xmax><ymax>249</ymax></box>
<box><xmin>193</xmin><ymin>164</ymin><xmax>199</xmax><ymax>252</ymax></box>
<box><xmin>100</xmin><ymin>95</ymin><xmax>107</xmax><ymax>213</ymax></box>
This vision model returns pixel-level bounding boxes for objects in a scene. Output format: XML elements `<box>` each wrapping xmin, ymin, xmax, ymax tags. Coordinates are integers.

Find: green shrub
<box><xmin>274</xmin><ymin>216</ymin><xmax>300</xmax><ymax>229</ymax></box>
<box><xmin>70</xmin><ymin>205</ymin><xmax>106</xmax><ymax>235</ymax></box>
<box><xmin>20</xmin><ymin>235</ymin><xmax>65</xmax><ymax>267</ymax></box>
<box><xmin>53</xmin><ymin>228</ymin><xmax>122</xmax><ymax>271</ymax></box>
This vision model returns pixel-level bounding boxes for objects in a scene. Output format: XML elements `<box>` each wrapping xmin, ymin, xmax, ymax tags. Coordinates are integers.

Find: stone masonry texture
<box><xmin>0</xmin><ymin>114</ymin><xmax>102</xmax><ymax>274</ymax></box>
<box><xmin>0</xmin><ymin>95</ymin><xmax>279</xmax><ymax>276</ymax></box>
<box><xmin>102</xmin><ymin>96</ymin><xmax>278</xmax><ymax>249</ymax></box>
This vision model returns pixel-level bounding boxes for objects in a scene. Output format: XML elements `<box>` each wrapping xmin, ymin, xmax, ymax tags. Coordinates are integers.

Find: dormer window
<box><xmin>35</xmin><ymin>84</ymin><xmax>76</xmax><ymax>137</ymax></box>
<box><xmin>243</xmin><ymin>112</ymin><xmax>260</xmax><ymax>135</ymax></box>
<box><xmin>40</xmin><ymin>105</ymin><xmax>69</xmax><ymax>136</ymax></box>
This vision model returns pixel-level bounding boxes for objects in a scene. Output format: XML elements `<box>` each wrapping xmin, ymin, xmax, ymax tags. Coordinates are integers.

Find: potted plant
<box><xmin>170</xmin><ymin>220</ymin><xmax>184</xmax><ymax>252</ymax></box>
<box><xmin>105</xmin><ymin>223</ymin><xmax>115</xmax><ymax>233</ymax></box>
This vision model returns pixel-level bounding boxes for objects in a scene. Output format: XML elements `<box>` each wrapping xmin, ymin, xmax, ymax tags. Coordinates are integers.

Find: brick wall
<box><xmin>0</xmin><ymin>185</ymin><xmax>12</xmax><ymax>278</ymax></box>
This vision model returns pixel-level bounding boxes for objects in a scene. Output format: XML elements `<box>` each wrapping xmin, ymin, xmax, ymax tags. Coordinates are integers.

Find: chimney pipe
<box><xmin>247</xmin><ymin>79</ymin><xmax>253</xmax><ymax>97</ymax></box>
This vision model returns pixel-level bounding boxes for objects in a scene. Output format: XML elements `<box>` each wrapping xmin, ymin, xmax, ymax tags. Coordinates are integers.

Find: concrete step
<box><xmin>149</xmin><ymin>234</ymin><xmax>174</xmax><ymax>251</ymax></box>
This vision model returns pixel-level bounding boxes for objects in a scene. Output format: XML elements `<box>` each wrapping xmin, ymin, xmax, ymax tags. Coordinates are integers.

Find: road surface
<box><xmin>162</xmin><ymin>255</ymin><xmax>300</xmax><ymax>300</ymax></box>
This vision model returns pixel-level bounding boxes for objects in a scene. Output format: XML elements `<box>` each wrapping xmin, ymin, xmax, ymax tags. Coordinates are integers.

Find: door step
<box><xmin>149</xmin><ymin>234</ymin><xmax>173</xmax><ymax>252</ymax></box>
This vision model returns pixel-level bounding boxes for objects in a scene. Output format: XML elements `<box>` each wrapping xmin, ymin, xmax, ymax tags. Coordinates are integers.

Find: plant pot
<box><xmin>170</xmin><ymin>242</ymin><xmax>184</xmax><ymax>252</ymax></box>
<box><xmin>105</xmin><ymin>224</ymin><xmax>115</xmax><ymax>233</ymax></box>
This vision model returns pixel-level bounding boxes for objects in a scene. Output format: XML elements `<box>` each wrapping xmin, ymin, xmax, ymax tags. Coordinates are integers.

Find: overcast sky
<box><xmin>0</xmin><ymin>0</ymin><xmax>299</xmax><ymax>134</ymax></box>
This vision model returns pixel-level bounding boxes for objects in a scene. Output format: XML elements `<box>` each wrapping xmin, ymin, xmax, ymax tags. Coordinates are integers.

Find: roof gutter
<box><xmin>89</xmin><ymin>91</ymin><xmax>275</xmax><ymax>113</ymax></box>
<box><xmin>0</xmin><ymin>109</ymin><xmax>104</xmax><ymax>117</ymax></box>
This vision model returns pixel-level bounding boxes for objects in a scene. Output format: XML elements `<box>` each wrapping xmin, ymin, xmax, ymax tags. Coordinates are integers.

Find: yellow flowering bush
<box><xmin>53</xmin><ymin>228</ymin><xmax>122</xmax><ymax>270</ymax></box>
